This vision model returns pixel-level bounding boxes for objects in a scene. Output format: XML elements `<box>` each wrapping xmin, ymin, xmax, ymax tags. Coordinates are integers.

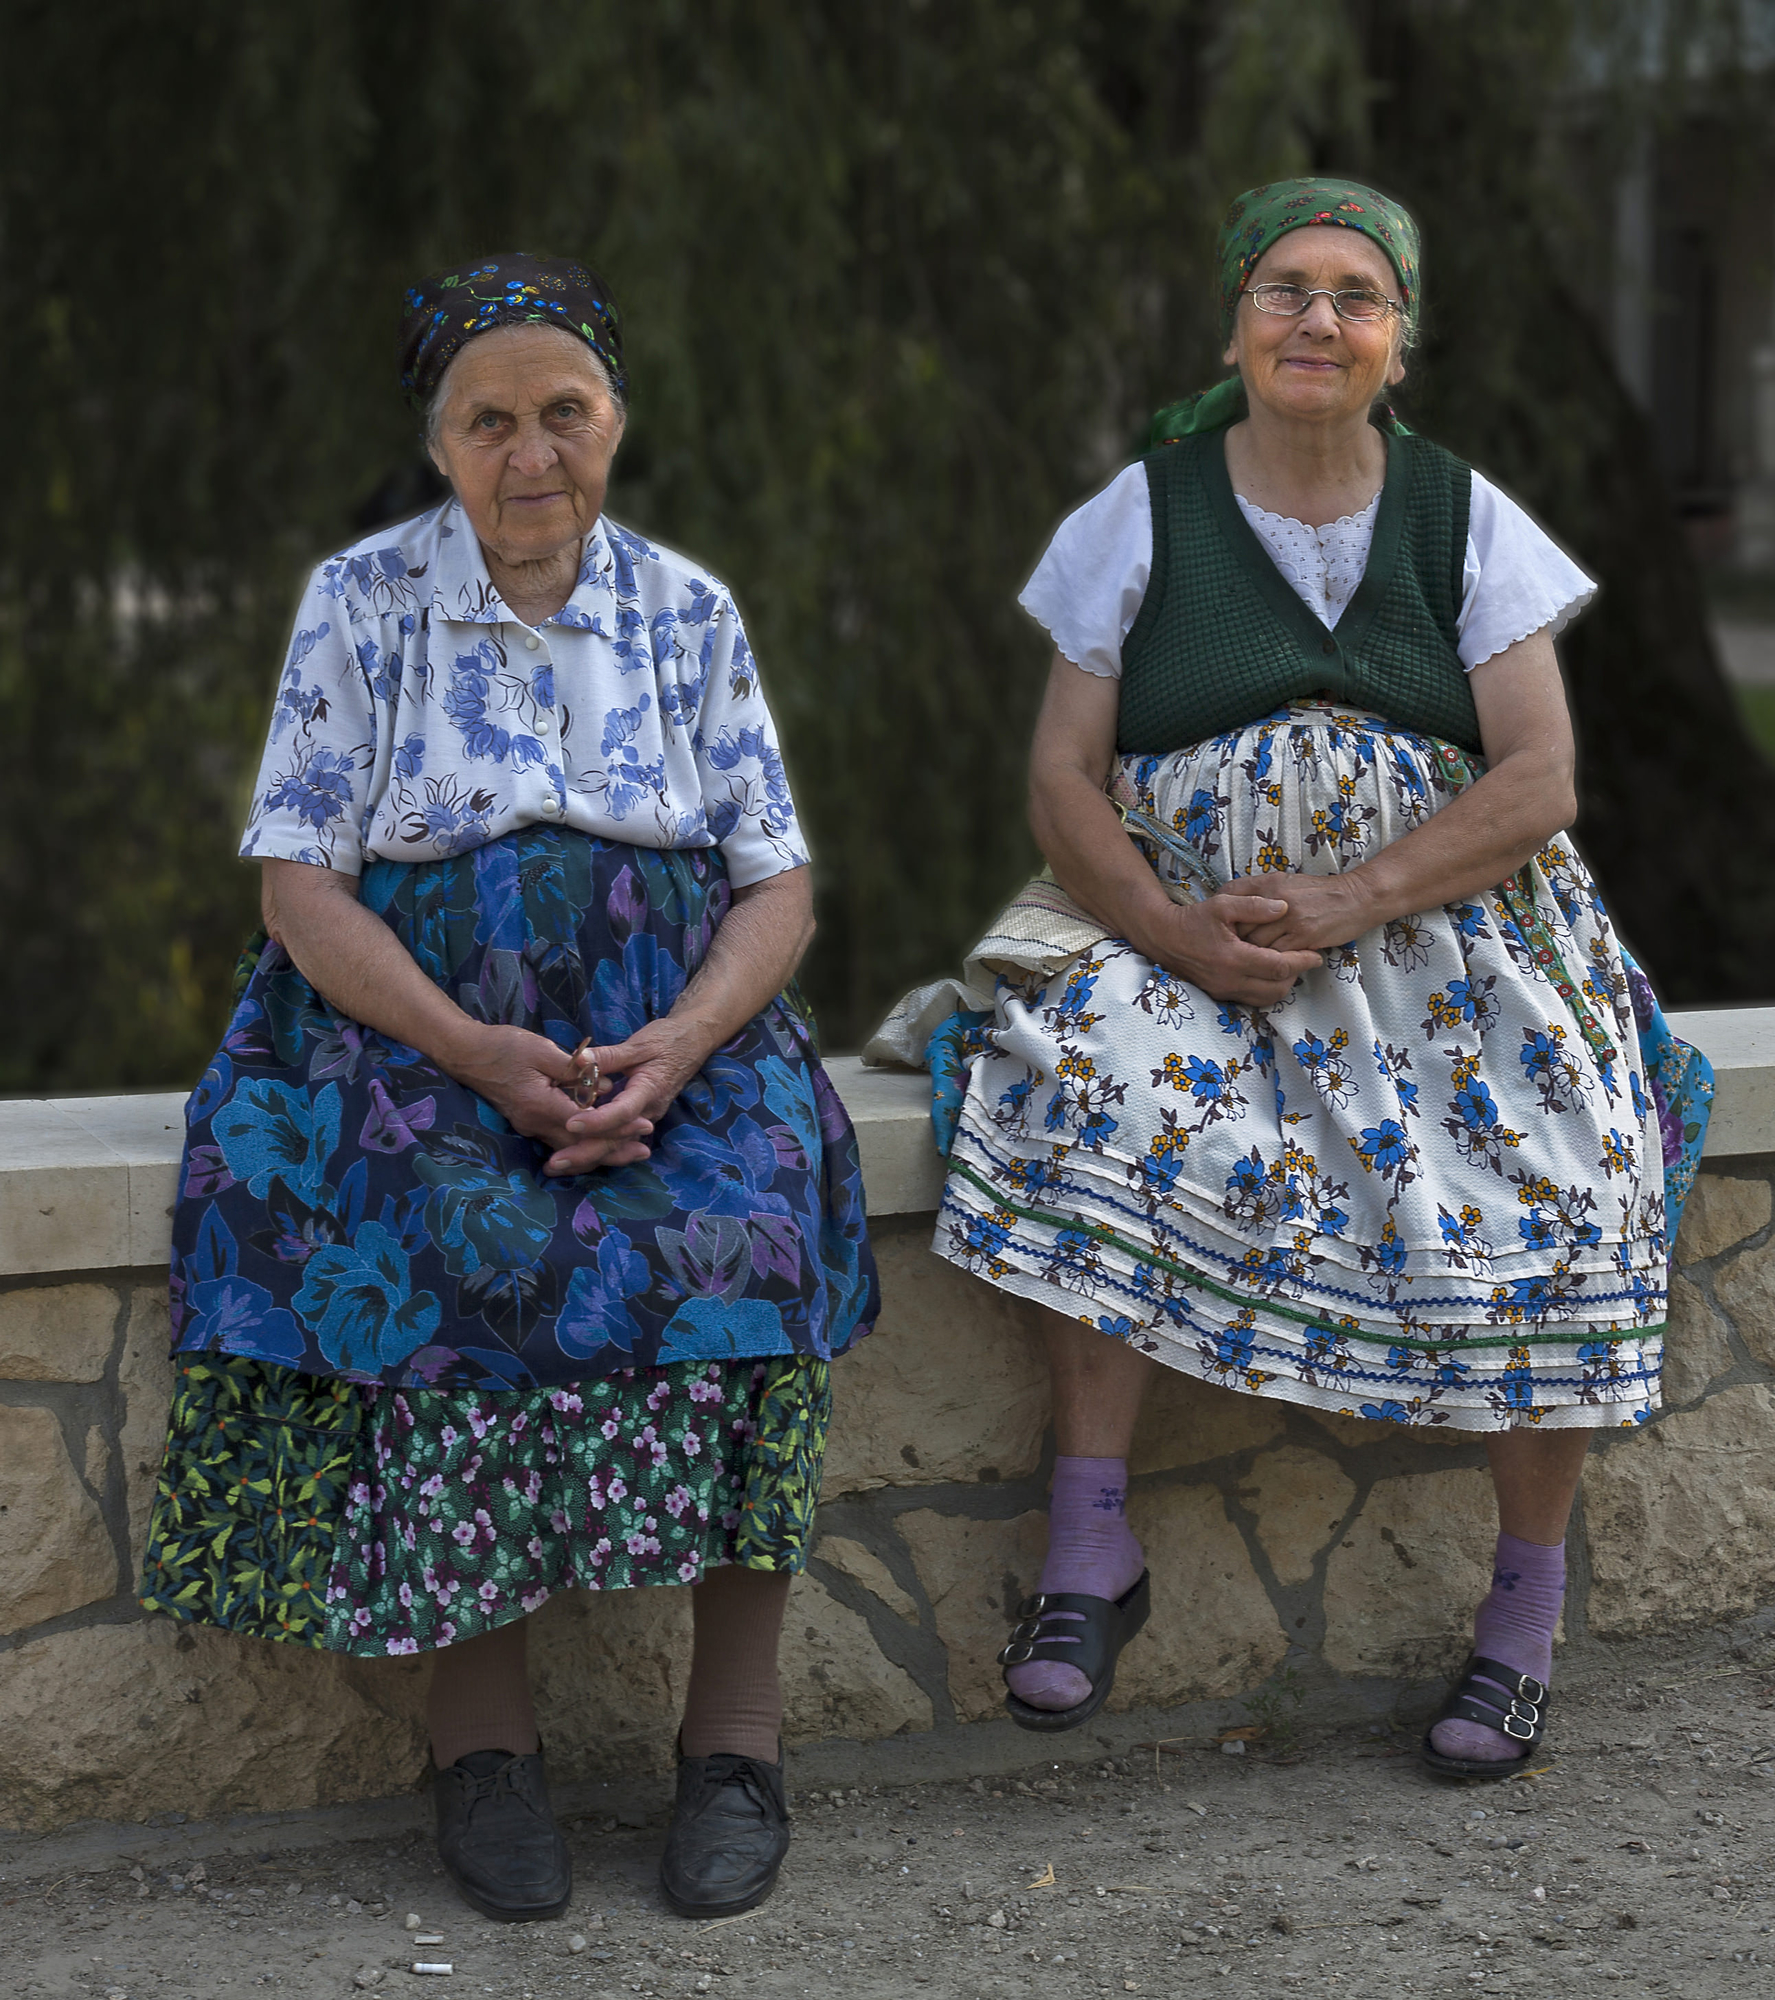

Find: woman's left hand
<box><xmin>538</xmin><ymin>1018</ymin><xmax>709</xmax><ymax>1177</ymax></box>
<box><xmin>1216</xmin><ymin>871</ymin><xmax>1374</xmax><ymax>956</ymax></box>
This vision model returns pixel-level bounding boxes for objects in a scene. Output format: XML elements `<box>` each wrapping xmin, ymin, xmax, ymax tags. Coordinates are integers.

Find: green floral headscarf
<box><xmin>1148</xmin><ymin>176</ymin><xmax>1421</xmax><ymax>446</ymax></box>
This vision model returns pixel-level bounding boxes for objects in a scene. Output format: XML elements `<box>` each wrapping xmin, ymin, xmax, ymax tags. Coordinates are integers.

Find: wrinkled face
<box><xmin>1223</xmin><ymin>225</ymin><xmax>1406</xmax><ymax>425</ymax></box>
<box><xmin>428</xmin><ymin>323</ymin><xmax>625</xmax><ymax>570</ymax></box>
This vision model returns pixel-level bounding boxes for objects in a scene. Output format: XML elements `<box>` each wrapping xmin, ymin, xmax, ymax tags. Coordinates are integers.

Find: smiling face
<box><xmin>427</xmin><ymin>322</ymin><xmax>625</xmax><ymax>571</ymax></box>
<box><xmin>1222</xmin><ymin>225</ymin><xmax>1406</xmax><ymax>426</ymax></box>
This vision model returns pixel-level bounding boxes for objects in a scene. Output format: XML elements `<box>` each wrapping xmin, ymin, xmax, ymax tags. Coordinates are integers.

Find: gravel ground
<box><xmin>6</xmin><ymin>1618</ymin><xmax>1775</xmax><ymax>2000</ymax></box>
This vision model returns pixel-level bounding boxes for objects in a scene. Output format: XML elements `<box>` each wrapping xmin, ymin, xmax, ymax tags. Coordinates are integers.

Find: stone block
<box><xmin>1712</xmin><ymin>1239</ymin><xmax>1775</xmax><ymax>1371</ymax></box>
<box><xmin>529</xmin><ymin>1583</ymin><xmax>693</xmax><ymax>1778</ymax></box>
<box><xmin>815</xmin><ymin>1534</ymin><xmax>921</xmax><ymax>1622</ymax></box>
<box><xmin>1127</xmin><ymin>1366</ymin><xmax>1284</xmax><ymax>1475</ymax></box>
<box><xmin>824</xmin><ymin>1234</ymin><xmax>1048</xmax><ymax>1493</ymax></box>
<box><xmin>1321</xmin><ymin>1467</ymin><xmax>1498</xmax><ymax>1679</ymax></box>
<box><xmin>0</xmin><ymin>1405</ymin><xmax>117</xmax><ymax>1633</ymax></box>
<box><xmin>1236</xmin><ymin>1445</ymin><xmax>1358</xmax><ymax>1587</ymax></box>
<box><xmin>1660</xmin><ymin>1273</ymin><xmax>1734</xmax><ymax>1406</ymax></box>
<box><xmin>0</xmin><ymin>1284</ymin><xmax>119</xmax><ymax>1383</ymax></box>
<box><xmin>119</xmin><ymin>1285</ymin><xmax>176</xmax><ymax>1555</ymax></box>
<box><xmin>897</xmin><ymin>1508</ymin><xmax>1050</xmax><ymax>1722</ymax></box>
<box><xmin>779</xmin><ymin>1572</ymin><xmax>933</xmax><ymax>1743</ymax></box>
<box><xmin>0</xmin><ymin>1619</ymin><xmax>427</xmax><ymax>1832</ymax></box>
<box><xmin>1584</xmin><ymin>1383</ymin><xmax>1775</xmax><ymax>1637</ymax></box>
<box><xmin>1117</xmin><ymin>1484</ymin><xmax>1288</xmax><ymax>1707</ymax></box>
<box><xmin>1676</xmin><ymin>1173</ymin><xmax>1772</xmax><ymax>1265</ymax></box>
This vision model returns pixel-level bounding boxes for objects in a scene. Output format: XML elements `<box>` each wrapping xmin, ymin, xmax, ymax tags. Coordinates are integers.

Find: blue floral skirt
<box><xmin>168</xmin><ymin>828</ymin><xmax>879</xmax><ymax>1392</ymax></box>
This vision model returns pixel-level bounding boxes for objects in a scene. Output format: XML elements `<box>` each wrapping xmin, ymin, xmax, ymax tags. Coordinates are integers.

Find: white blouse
<box><xmin>1019</xmin><ymin>457</ymin><xmax>1596</xmax><ymax>679</ymax></box>
<box><xmin>240</xmin><ymin>501</ymin><xmax>808</xmax><ymax>886</ymax></box>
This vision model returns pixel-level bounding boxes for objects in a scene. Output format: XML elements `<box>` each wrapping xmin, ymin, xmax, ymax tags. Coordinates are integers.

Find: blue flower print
<box><xmin>263</xmin><ymin>746</ymin><xmax>357</xmax><ymax>834</ymax></box>
<box><xmin>393</xmin><ymin>733</ymin><xmax>425</xmax><ymax>780</ymax></box>
<box><xmin>1353</xmin><ymin>1119</ymin><xmax>1411</xmax><ymax>1175</ymax></box>
<box><xmin>412</xmin><ymin>1152</ymin><xmax>558</xmax><ymax>1278</ymax></box>
<box><xmin>213</xmin><ymin>1078</ymin><xmax>342</xmax><ymax>1204</ymax></box>
<box><xmin>185</xmin><ymin>1275</ymin><xmax>304</xmax><ymax>1366</ymax></box>
<box><xmin>293</xmin><ymin>1220</ymin><xmax>443</xmax><ymax>1372</ymax></box>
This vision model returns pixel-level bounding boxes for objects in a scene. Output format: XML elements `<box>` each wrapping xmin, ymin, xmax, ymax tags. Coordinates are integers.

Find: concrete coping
<box><xmin>0</xmin><ymin>1012</ymin><xmax>1770</xmax><ymax>1278</ymax></box>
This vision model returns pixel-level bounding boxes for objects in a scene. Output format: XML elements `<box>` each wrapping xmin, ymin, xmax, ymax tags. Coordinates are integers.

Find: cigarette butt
<box><xmin>414</xmin><ymin>1935</ymin><xmax>446</xmax><ymax>1945</ymax></box>
<box><xmin>411</xmin><ymin>1965</ymin><xmax>453</xmax><ymax>1976</ymax></box>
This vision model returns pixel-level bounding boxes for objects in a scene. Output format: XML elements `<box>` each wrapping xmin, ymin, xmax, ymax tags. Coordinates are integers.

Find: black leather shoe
<box><xmin>658</xmin><ymin>1747</ymin><xmax>790</xmax><ymax>1917</ymax></box>
<box><xmin>434</xmin><ymin>1749</ymin><xmax>572</xmax><ymax>1922</ymax></box>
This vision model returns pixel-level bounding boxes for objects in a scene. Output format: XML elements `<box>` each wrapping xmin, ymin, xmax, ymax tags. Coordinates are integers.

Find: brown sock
<box><xmin>426</xmin><ymin>1619</ymin><xmax>541</xmax><ymax>1770</ymax></box>
<box><xmin>679</xmin><ymin>1566</ymin><xmax>792</xmax><ymax>1763</ymax></box>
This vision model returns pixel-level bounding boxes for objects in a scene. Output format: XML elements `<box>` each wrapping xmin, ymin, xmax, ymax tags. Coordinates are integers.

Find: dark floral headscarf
<box><xmin>1217</xmin><ymin>177</ymin><xmax>1419</xmax><ymax>341</ymax></box>
<box><xmin>399</xmin><ymin>253</ymin><xmax>626</xmax><ymax>409</ymax></box>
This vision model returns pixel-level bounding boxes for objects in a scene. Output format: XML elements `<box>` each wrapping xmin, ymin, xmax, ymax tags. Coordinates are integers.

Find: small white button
<box><xmin>539</xmin><ymin>796</ymin><xmax>561</xmax><ymax>816</ymax></box>
<box><xmin>524</xmin><ymin>633</ymin><xmax>542</xmax><ymax>651</ymax></box>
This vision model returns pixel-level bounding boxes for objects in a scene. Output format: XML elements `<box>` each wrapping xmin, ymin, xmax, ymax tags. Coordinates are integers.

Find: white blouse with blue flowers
<box><xmin>240</xmin><ymin>501</ymin><xmax>808</xmax><ymax>886</ymax></box>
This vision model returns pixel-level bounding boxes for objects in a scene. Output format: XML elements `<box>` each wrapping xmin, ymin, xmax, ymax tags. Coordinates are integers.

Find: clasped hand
<box><xmin>448</xmin><ymin>1019</ymin><xmax>701</xmax><ymax>1177</ymax></box>
<box><xmin>1146</xmin><ymin>871</ymin><xmax>1371</xmax><ymax>1008</ymax></box>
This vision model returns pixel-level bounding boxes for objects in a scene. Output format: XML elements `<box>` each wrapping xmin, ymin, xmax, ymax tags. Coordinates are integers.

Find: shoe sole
<box><xmin>659</xmin><ymin>1863</ymin><xmax>783</xmax><ymax>1920</ymax></box>
<box><xmin>1418</xmin><ymin>1737</ymin><xmax>1541</xmax><ymax>1782</ymax></box>
<box><xmin>443</xmin><ymin>1868</ymin><xmax>572</xmax><ymax>1924</ymax></box>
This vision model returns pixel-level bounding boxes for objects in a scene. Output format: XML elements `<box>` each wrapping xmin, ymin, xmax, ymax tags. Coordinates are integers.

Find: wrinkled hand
<box><xmin>1223</xmin><ymin>871</ymin><xmax>1374</xmax><ymax>956</ymax></box>
<box><xmin>1138</xmin><ymin>885</ymin><xmax>1325</xmax><ymax>1009</ymax></box>
<box><xmin>441</xmin><ymin>1024</ymin><xmax>631</xmax><ymax>1171</ymax></box>
<box><xmin>546</xmin><ymin>1017</ymin><xmax>713</xmax><ymax>1177</ymax></box>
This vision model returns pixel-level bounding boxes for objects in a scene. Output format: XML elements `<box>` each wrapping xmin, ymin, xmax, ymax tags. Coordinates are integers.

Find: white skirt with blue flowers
<box><xmin>935</xmin><ymin>703</ymin><xmax>1697</xmax><ymax>1432</ymax></box>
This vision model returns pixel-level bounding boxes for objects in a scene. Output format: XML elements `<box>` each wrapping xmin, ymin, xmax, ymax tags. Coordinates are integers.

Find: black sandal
<box><xmin>999</xmin><ymin>1571</ymin><xmax>1151</xmax><ymax>1733</ymax></box>
<box><xmin>1419</xmin><ymin>1654</ymin><xmax>1550</xmax><ymax>1780</ymax></box>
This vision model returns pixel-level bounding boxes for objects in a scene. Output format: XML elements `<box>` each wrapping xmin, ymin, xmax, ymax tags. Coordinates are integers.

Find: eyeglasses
<box><xmin>1245</xmin><ymin>283</ymin><xmax>1400</xmax><ymax>323</ymax></box>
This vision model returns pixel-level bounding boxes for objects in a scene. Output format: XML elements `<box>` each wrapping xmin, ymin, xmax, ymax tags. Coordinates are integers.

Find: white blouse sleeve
<box><xmin>238</xmin><ymin>560</ymin><xmax>380</xmax><ymax>874</ymax></box>
<box><xmin>1457</xmin><ymin>471</ymin><xmax>1597</xmax><ymax>670</ymax></box>
<box><xmin>1017</xmin><ymin>463</ymin><xmax>1153</xmax><ymax>680</ymax></box>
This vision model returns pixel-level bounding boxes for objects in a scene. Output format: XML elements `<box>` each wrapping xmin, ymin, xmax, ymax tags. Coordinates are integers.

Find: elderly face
<box><xmin>428</xmin><ymin>323</ymin><xmax>625</xmax><ymax>569</ymax></box>
<box><xmin>1222</xmin><ymin>225</ymin><xmax>1406</xmax><ymax>424</ymax></box>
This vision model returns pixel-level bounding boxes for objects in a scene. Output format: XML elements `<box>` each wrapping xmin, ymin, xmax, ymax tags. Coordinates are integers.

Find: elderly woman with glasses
<box><xmin>139</xmin><ymin>256</ymin><xmax>878</xmax><ymax>1922</ymax></box>
<box><xmin>917</xmin><ymin>180</ymin><xmax>1709</xmax><ymax>1776</ymax></box>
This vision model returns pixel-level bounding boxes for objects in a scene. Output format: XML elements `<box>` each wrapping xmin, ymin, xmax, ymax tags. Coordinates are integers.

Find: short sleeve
<box><xmin>688</xmin><ymin>595</ymin><xmax>811</xmax><ymax>887</ymax></box>
<box><xmin>1457</xmin><ymin>472</ymin><xmax>1598</xmax><ymax>670</ymax></box>
<box><xmin>1017</xmin><ymin>463</ymin><xmax>1153</xmax><ymax>679</ymax></box>
<box><xmin>238</xmin><ymin>563</ymin><xmax>379</xmax><ymax>874</ymax></box>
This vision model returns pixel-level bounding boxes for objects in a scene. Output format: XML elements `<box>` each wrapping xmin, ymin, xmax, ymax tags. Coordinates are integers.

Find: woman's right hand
<box><xmin>1135</xmin><ymin>890</ymin><xmax>1324</xmax><ymax>1008</ymax></box>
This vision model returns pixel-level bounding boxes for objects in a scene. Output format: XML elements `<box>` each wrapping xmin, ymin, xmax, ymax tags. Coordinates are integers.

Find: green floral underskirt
<box><xmin>139</xmin><ymin>1351</ymin><xmax>829</xmax><ymax>1656</ymax></box>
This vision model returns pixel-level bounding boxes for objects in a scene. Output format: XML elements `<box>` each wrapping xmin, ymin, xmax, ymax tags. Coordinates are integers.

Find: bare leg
<box><xmin>1045</xmin><ymin>1307</ymin><xmax>1158</xmax><ymax>1456</ymax></box>
<box><xmin>427</xmin><ymin>1618</ymin><xmax>540</xmax><ymax>1769</ymax></box>
<box><xmin>1429</xmin><ymin>1426</ymin><xmax>1591</xmax><ymax>1764</ymax></box>
<box><xmin>681</xmin><ymin>1565</ymin><xmax>793</xmax><ymax>1763</ymax></box>
<box><xmin>1485</xmin><ymin>1426</ymin><xmax>1590</xmax><ymax>1543</ymax></box>
<box><xmin>1004</xmin><ymin>1308</ymin><xmax>1156</xmax><ymax>1713</ymax></box>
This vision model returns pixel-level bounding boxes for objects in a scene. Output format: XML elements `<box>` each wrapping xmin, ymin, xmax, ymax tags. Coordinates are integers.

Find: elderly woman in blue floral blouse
<box><xmin>140</xmin><ymin>256</ymin><xmax>878</xmax><ymax>1924</ymax></box>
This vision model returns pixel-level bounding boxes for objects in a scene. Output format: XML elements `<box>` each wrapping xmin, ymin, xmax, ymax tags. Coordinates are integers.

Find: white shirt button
<box><xmin>539</xmin><ymin>795</ymin><xmax>561</xmax><ymax>816</ymax></box>
<box><xmin>524</xmin><ymin>634</ymin><xmax>542</xmax><ymax>652</ymax></box>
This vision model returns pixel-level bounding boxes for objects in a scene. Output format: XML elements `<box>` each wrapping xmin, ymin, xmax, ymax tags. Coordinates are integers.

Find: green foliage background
<box><xmin>2</xmin><ymin>0</ymin><xmax>1771</xmax><ymax>1093</ymax></box>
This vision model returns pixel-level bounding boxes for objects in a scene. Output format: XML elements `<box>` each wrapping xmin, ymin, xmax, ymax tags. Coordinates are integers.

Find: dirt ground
<box><xmin>5</xmin><ymin>1614</ymin><xmax>1775</xmax><ymax>2000</ymax></box>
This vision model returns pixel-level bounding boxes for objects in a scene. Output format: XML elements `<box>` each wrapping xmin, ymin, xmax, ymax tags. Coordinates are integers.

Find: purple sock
<box><xmin>1004</xmin><ymin>1456</ymin><xmax>1145</xmax><ymax>1712</ymax></box>
<box><xmin>1430</xmin><ymin>1532</ymin><xmax>1564</xmax><ymax>1763</ymax></box>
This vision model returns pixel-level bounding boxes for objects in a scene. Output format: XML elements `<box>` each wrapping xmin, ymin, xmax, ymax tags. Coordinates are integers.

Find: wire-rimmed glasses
<box><xmin>1245</xmin><ymin>283</ymin><xmax>1400</xmax><ymax>323</ymax></box>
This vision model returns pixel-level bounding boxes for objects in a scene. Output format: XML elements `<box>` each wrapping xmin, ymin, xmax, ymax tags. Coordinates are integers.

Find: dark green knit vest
<box><xmin>1117</xmin><ymin>427</ymin><xmax>1478</xmax><ymax>755</ymax></box>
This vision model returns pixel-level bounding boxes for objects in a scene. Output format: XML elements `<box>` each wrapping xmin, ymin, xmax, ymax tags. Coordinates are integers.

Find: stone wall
<box><xmin>6</xmin><ymin>1115</ymin><xmax>1775</xmax><ymax>1833</ymax></box>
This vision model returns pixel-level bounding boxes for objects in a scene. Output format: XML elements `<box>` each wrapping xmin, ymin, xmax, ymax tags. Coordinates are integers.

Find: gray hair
<box><xmin>423</xmin><ymin>328</ymin><xmax>625</xmax><ymax>451</ymax></box>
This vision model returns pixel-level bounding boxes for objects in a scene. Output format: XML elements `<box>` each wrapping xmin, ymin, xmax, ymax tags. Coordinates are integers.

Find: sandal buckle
<box><xmin>1515</xmin><ymin>1673</ymin><xmax>1547</xmax><ymax>1705</ymax></box>
<box><xmin>1017</xmin><ymin>1594</ymin><xmax>1049</xmax><ymax>1618</ymax></box>
<box><xmin>999</xmin><ymin>1641</ymin><xmax>1034</xmax><ymax>1666</ymax></box>
<box><xmin>1502</xmin><ymin>1712</ymin><xmax>1535</xmax><ymax>1741</ymax></box>
<box><xmin>1508</xmin><ymin>1697</ymin><xmax>1539</xmax><ymax>1725</ymax></box>
<box><xmin>1010</xmin><ymin>1619</ymin><xmax>1042</xmax><ymax>1643</ymax></box>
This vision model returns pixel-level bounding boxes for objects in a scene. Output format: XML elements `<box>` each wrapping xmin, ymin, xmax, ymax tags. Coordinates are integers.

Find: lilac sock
<box><xmin>1430</xmin><ymin>1533</ymin><xmax>1564</xmax><ymax>1763</ymax></box>
<box><xmin>1004</xmin><ymin>1456</ymin><xmax>1145</xmax><ymax>1712</ymax></box>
